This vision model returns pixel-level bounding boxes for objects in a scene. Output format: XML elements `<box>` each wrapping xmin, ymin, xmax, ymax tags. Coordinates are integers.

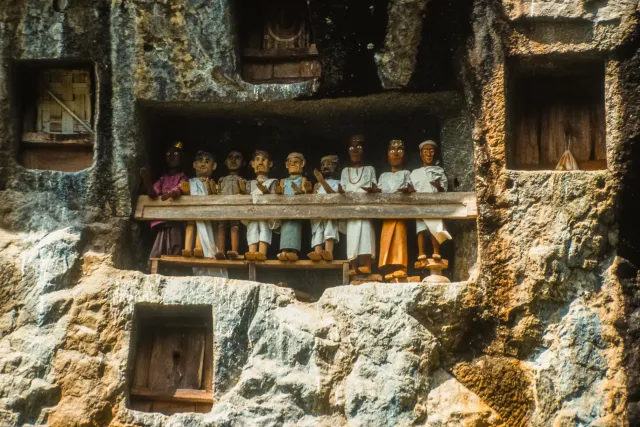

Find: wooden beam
<box><xmin>243</xmin><ymin>46</ymin><xmax>319</xmax><ymax>60</ymax></box>
<box><xmin>130</xmin><ymin>387</ymin><xmax>213</xmax><ymax>404</ymax></box>
<box><xmin>158</xmin><ymin>256</ymin><xmax>347</xmax><ymax>270</ymax></box>
<box><xmin>134</xmin><ymin>193</ymin><xmax>477</xmax><ymax>221</ymax></box>
<box><xmin>22</xmin><ymin>132</ymin><xmax>93</xmax><ymax>146</ymax></box>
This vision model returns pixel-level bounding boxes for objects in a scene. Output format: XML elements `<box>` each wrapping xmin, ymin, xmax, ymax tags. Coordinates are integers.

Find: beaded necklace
<box><xmin>348</xmin><ymin>166</ymin><xmax>365</xmax><ymax>185</ymax></box>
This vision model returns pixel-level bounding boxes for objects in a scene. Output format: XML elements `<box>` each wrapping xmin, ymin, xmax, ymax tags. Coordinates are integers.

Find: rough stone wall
<box><xmin>0</xmin><ymin>0</ymin><xmax>638</xmax><ymax>426</ymax></box>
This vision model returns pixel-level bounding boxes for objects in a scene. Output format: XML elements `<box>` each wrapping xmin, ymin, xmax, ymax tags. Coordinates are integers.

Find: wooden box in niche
<box><xmin>129</xmin><ymin>313</ymin><xmax>214</xmax><ymax>415</ymax></box>
<box><xmin>510</xmin><ymin>65</ymin><xmax>607</xmax><ymax>171</ymax></box>
<box><xmin>19</xmin><ymin>68</ymin><xmax>94</xmax><ymax>171</ymax></box>
<box><xmin>241</xmin><ymin>0</ymin><xmax>321</xmax><ymax>83</ymax></box>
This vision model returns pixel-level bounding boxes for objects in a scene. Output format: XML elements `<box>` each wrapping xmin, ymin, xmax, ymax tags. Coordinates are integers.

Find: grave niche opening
<box><xmin>12</xmin><ymin>61</ymin><xmax>95</xmax><ymax>171</ymax></box>
<box><xmin>238</xmin><ymin>0</ymin><xmax>320</xmax><ymax>83</ymax></box>
<box><xmin>128</xmin><ymin>305</ymin><xmax>214</xmax><ymax>415</ymax></box>
<box><xmin>508</xmin><ymin>58</ymin><xmax>606</xmax><ymax>171</ymax></box>
<box><xmin>137</xmin><ymin>95</ymin><xmax>477</xmax><ymax>291</ymax></box>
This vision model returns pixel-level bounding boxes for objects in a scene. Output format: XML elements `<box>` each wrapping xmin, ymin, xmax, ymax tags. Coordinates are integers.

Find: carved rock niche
<box><xmin>507</xmin><ymin>58</ymin><xmax>607</xmax><ymax>171</ymax></box>
<box><xmin>13</xmin><ymin>62</ymin><xmax>95</xmax><ymax>171</ymax></box>
<box><xmin>128</xmin><ymin>305</ymin><xmax>214</xmax><ymax>415</ymax></box>
<box><xmin>239</xmin><ymin>0</ymin><xmax>321</xmax><ymax>83</ymax></box>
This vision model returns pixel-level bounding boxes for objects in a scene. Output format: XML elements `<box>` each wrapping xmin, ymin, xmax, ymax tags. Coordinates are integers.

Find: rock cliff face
<box><xmin>0</xmin><ymin>0</ymin><xmax>639</xmax><ymax>426</ymax></box>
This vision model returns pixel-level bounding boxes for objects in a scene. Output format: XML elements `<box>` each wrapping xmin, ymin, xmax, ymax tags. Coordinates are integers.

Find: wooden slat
<box><xmin>148</xmin><ymin>329</ymin><xmax>182</xmax><ymax>391</ymax></box>
<box><xmin>130</xmin><ymin>388</ymin><xmax>214</xmax><ymax>404</ymax></box>
<box><xmin>134</xmin><ymin>192</ymin><xmax>477</xmax><ymax>221</ymax></box>
<box><xmin>592</xmin><ymin>102</ymin><xmax>607</xmax><ymax>161</ymax></box>
<box><xmin>567</xmin><ymin>102</ymin><xmax>592</xmax><ymax>163</ymax></box>
<box><xmin>202</xmin><ymin>333</ymin><xmax>213</xmax><ymax>392</ymax></box>
<box><xmin>61</xmin><ymin>72</ymin><xmax>74</xmax><ymax>134</ymax></box>
<box><xmin>515</xmin><ymin>106</ymin><xmax>539</xmax><ymax>166</ymax></box>
<box><xmin>133</xmin><ymin>334</ymin><xmax>154</xmax><ymax>389</ymax></box>
<box><xmin>243</xmin><ymin>46</ymin><xmax>319</xmax><ymax>60</ymax></box>
<box><xmin>158</xmin><ymin>256</ymin><xmax>347</xmax><ymax>270</ymax></box>
<box><xmin>540</xmin><ymin>103</ymin><xmax>566</xmax><ymax>165</ymax></box>
<box><xmin>178</xmin><ymin>331</ymin><xmax>205</xmax><ymax>389</ymax></box>
<box><xmin>22</xmin><ymin>132</ymin><xmax>93</xmax><ymax>145</ymax></box>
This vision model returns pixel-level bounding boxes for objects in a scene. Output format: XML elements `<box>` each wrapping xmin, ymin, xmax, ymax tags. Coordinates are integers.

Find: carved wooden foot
<box><xmin>214</xmin><ymin>252</ymin><xmax>226</xmax><ymax>260</ymax></box>
<box><xmin>255</xmin><ymin>252</ymin><xmax>267</xmax><ymax>261</ymax></box>
<box><xmin>277</xmin><ymin>252</ymin><xmax>289</xmax><ymax>262</ymax></box>
<box><xmin>193</xmin><ymin>248</ymin><xmax>204</xmax><ymax>258</ymax></box>
<box><xmin>285</xmin><ymin>252</ymin><xmax>298</xmax><ymax>261</ymax></box>
<box><xmin>320</xmin><ymin>250</ymin><xmax>333</xmax><ymax>261</ymax></box>
<box><xmin>226</xmin><ymin>250</ymin><xmax>239</xmax><ymax>260</ymax></box>
<box><xmin>245</xmin><ymin>252</ymin><xmax>256</xmax><ymax>261</ymax></box>
<box><xmin>182</xmin><ymin>249</ymin><xmax>193</xmax><ymax>257</ymax></box>
<box><xmin>308</xmin><ymin>251</ymin><xmax>322</xmax><ymax>261</ymax></box>
<box><xmin>357</xmin><ymin>266</ymin><xmax>371</xmax><ymax>274</ymax></box>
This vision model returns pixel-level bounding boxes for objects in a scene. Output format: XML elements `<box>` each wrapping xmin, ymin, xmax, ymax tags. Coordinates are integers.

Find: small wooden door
<box><xmin>130</xmin><ymin>322</ymin><xmax>214</xmax><ymax>414</ymax></box>
<box><xmin>37</xmin><ymin>69</ymin><xmax>92</xmax><ymax>134</ymax></box>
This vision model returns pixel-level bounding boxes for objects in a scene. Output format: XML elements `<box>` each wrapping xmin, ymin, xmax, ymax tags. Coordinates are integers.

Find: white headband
<box><xmin>320</xmin><ymin>155</ymin><xmax>339</xmax><ymax>165</ymax></box>
<box><xmin>419</xmin><ymin>140</ymin><xmax>438</xmax><ymax>150</ymax></box>
<box><xmin>287</xmin><ymin>152</ymin><xmax>305</xmax><ymax>163</ymax></box>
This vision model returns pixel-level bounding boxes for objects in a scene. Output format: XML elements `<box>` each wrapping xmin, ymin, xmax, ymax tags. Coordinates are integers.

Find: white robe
<box><xmin>244</xmin><ymin>178</ymin><xmax>280</xmax><ymax>245</ymax></box>
<box><xmin>311</xmin><ymin>178</ymin><xmax>341</xmax><ymax>247</ymax></box>
<box><xmin>341</xmin><ymin>166</ymin><xmax>377</xmax><ymax>260</ymax></box>
<box><xmin>379</xmin><ymin>170</ymin><xmax>412</xmax><ymax>193</ymax></box>
<box><xmin>410</xmin><ymin>166</ymin><xmax>452</xmax><ymax>243</ymax></box>
<box><xmin>189</xmin><ymin>178</ymin><xmax>228</xmax><ymax>278</ymax></box>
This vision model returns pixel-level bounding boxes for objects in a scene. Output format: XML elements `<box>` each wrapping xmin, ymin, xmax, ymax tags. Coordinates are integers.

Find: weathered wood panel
<box><xmin>158</xmin><ymin>255</ymin><xmax>348</xmax><ymax>270</ymax></box>
<box><xmin>134</xmin><ymin>192</ymin><xmax>477</xmax><ymax>221</ymax></box>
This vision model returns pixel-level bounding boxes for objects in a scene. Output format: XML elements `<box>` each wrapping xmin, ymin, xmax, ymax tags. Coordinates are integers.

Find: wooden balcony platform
<box><xmin>151</xmin><ymin>255</ymin><xmax>350</xmax><ymax>285</ymax></box>
<box><xmin>134</xmin><ymin>192</ymin><xmax>477</xmax><ymax>221</ymax></box>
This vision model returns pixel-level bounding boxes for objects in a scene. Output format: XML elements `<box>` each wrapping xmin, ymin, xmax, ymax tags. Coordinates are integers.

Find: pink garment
<box><xmin>150</xmin><ymin>172</ymin><xmax>187</xmax><ymax>228</ymax></box>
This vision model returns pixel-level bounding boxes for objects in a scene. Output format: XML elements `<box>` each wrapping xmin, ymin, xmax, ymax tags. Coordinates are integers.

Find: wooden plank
<box><xmin>342</xmin><ymin>262</ymin><xmax>349</xmax><ymax>286</ymax></box>
<box><xmin>177</xmin><ymin>330</ymin><xmax>205</xmax><ymax>389</ymax></box>
<box><xmin>243</xmin><ymin>46</ymin><xmax>319</xmax><ymax>60</ymax></box>
<box><xmin>592</xmin><ymin>101</ymin><xmax>607</xmax><ymax>161</ymax></box>
<box><xmin>148</xmin><ymin>329</ymin><xmax>183</xmax><ymax>391</ymax></box>
<box><xmin>132</xmin><ymin>334</ymin><xmax>154</xmax><ymax>389</ymax></box>
<box><xmin>248</xmin><ymin>262</ymin><xmax>256</xmax><ymax>281</ymax></box>
<box><xmin>515</xmin><ymin>106</ymin><xmax>539</xmax><ymax>166</ymax></box>
<box><xmin>202</xmin><ymin>333</ymin><xmax>213</xmax><ymax>392</ymax></box>
<box><xmin>19</xmin><ymin>147</ymin><xmax>93</xmax><ymax>172</ymax></box>
<box><xmin>22</xmin><ymin>132</ymin><xmax>93</xmax><ymax>146</ymax></box>
<box><xmin>130</xmin><ymin>388</ymin><xmax>214</xmax><ymax>404</ymax></box>
<box><xmin>61</xmin><ymin>72</ymin><xmax>74</xmax><ymax>134</ymax></box>
<box><xmin>273</xmin><ymin>61</ymin><xmax>302</xmax><ymax>80</ymax></box>
<box><xmin>540</xmin><ymin>103</ymin><xmax>566</xmax><ymax>166</ymax></box>
<box><xmin>134</xmin><ymin>193</ymin><xmax>477</xmax><ymax>221</ymax></box>
<box><xmin>159</xmin><ymin>256</ymin><xmax>348</xmax><ymax>270</ymax></box>
<box><xmin>567</xmin><ymin>102</ymin><xmax>592</xmax><ymax>163</ymax></box>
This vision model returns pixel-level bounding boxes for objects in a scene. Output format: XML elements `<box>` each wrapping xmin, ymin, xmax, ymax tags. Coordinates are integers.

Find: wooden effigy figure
<box><xmin>410</xmin><ymin>140</ymin><xmax>452</xmax><ymax>281</ymax></box>
<box><xmin>179</xmin><ymin>151</ymin><xmax>227</xmax><ymax>277</ymax></box>
<box><xmin>140</xmin><ymin>142</ymin><xmax>188</xmax><ymax>270</ymax></box>
<box><xmin>244</xmin><ymin>150</ymin><xmax>281</xmax><ymax>261</ymax></box>
<box><xmin>340</xmin><ymin>134</ymin><xmax>378</xmax><ymax>276</ymax></box>
<box><xmin>277</xmin><ymin>152</ymin><xmax>312</xmax><ymax>261</ymax></box>
<box><xmin>308</xmin><ymin>155</ymin><xmax>343</xmax><ymax>261</ymax></box>
<box><xmin>378</xmin><ymin>140</ymin><xmax>415</xmax><ymax>280</ymax></box>
<box><xmin>216</xmin><ymin>150</ymin><xmax>247</xmax><ymax>260</ymax></box>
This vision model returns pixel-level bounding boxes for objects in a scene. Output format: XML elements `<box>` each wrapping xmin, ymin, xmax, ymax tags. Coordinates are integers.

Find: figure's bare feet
<box><xmin>348</xmin><ymin>269</ymin><xmax>358</xmax><ymax>276</ymax></box>
<box><xmin>286</xmin><ymin>252</ymin><xmax>299</xmax><ymax>261</ymax></box>
<box><xmin>182</xmin><ymin>249</ymin><xmax>193</xmax><ymax>257</ymax></box>
<box><xmin>245</xmin><ymin>252</ymin><xmax>256</xmax><ymax>261</ymax></box>
<box><xmin>417</xmin><ymin>254</ymin><xmax>427</xmax><ymax>261</ymax></box>
<box><xmin>214</xmin><ymin>252</ymin><xmax>226</xmax><ymax>260</ymax></box>
<box><xmin>194</xmin><ymin>248</ymin><xmax>204</xmax><ymax>258</ymax></box>
<box><xmin>393</xmin><ymin>270</ymin><xmax>408</xmax><ymax>278</ymax></box>
<box><xmin>414</xmin><ymin>261</ymin><xmax>426</xmax><ymax>269</ymax></box>
<box><xmin>320</xmin><ymin>250</ymin><xmax>333</xmax><ymax>261</ymax></box>
<box><xmin>308</xmin><ymin>251</ymin><xmax>322</xmax><ymax>261</ymax></box>
<box><xmin>384</xmin><ymin>273</ymin><xmax>395</xmax><ymax>281</ymax></box>
<box><xmin>226</xmin><ymin>250</ymin><xmax>239</xmax><ymax>259</ymax></box>
<box><xmin>277</xmin><ymin>252</ymin><xmax>288</xmax><ymax>262</ymax></box>
<box><xmin>255</xmin><ymin>252</ymin><xmax>267</xmax><ymax>261</ymax></box>
<box><xmin>357</xmin><ymin>266</ymin><xmax>371</xmax><ymax>274</ymax></box>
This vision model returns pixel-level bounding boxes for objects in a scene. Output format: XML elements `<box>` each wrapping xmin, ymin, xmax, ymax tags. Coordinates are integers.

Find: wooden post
<box><xmin>150</xmin><ymin>259</ymin><xmax>159</xmax><ymax>275</ymax></box>
<box><xmin>248</xmin><ymin>262</ymin><xmax>257</xmax><ymax>282</ymax></box>
<box><xmin>342</xmin><ymin>262</ymin><xmax>349</xmax><ymax>286</ymax></box>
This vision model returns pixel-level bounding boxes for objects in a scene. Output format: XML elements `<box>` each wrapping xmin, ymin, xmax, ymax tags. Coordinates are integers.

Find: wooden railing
<box><xmin>134</xmin><ymin>192</ymin><xmax>477</xmax><ymax>221</ymax></box>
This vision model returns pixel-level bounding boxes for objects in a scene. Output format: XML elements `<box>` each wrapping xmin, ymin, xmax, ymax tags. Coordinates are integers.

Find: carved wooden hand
<box><xmin>314</xmin><ymin>169</ymin><xmax>336</xmax><ymax>194</ymax></box>
<box><xmin>237</xmin><ymin>179</ymin><xmax>247</xmax><ymax>194</ymax></box>
<box><xmin>398</xmin><ymin>183</ymin><xmax>416</xmax><ymax>193</ymax></box>
<box><xmin>364</xmin><ymin>182</ymin><xmax>381</xmax><ymax>193</ymax></box>
<box><xmin>180</xmin><ymin>181</ymin><xmax>191</xmax><ymax>195</ymax></box>
<box><xmin>290</xmin><ymin>181</ymin><xmax>304</xmax><ymax>195</ymax></box>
